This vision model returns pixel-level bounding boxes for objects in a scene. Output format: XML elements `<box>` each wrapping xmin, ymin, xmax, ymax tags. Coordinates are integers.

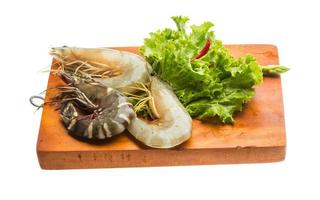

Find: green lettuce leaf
<box><xmin>140</xmin><ymin>16</ymin><xmax>263</xmax><ymax>123</ymax></box>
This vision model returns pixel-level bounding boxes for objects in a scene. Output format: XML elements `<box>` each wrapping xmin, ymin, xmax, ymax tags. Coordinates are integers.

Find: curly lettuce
<box><xmin>140</xmin><ymin>16</ymin><xmax>263</xmax><ymax>123</ymax></box>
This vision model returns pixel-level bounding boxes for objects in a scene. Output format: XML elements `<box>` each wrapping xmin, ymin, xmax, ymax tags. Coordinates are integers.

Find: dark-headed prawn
<box><xmin>56</xmin><ymin>71</ymin><xmax>135</xmax><ymax>141</ymax></box>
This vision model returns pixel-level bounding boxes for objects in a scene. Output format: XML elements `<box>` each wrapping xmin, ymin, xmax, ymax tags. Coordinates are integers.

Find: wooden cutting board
<box><xmin>37</xmin><ymin>44</ymin><xmax>286</xmax><ymax>169</ymax></box>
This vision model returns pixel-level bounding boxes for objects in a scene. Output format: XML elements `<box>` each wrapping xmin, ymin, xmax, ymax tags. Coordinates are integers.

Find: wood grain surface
<box><xmin>37</xmin><ymin>44</ymin><xmax>286</xmax><ymax>169</ymax></box>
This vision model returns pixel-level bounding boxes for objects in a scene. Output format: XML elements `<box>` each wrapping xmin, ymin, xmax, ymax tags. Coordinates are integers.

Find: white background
<box><xmin>0</xmin><ymin>0</ymin><xmax>319</xmax><ymax>199</ymax></box>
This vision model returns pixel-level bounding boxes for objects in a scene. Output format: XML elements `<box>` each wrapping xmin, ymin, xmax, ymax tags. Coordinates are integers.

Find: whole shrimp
<box><xmin>56</xmin><ymin>71</ymin><xmax>135</xmax><ymax>141</ymax></box>
<box><xmin>127</xmin><ymin>76</ymin><xmax>192</xmax><ymax>148</ymax></box>
<box><xmin>50</xmin><ymin>47</ymin><xmax>151</xmax><ymax>92</ymax></box>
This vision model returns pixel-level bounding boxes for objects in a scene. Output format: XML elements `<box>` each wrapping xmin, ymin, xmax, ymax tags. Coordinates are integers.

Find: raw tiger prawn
<box><xmin>55</xmin><ymin>71</ymin><xmax>135</xmax><ymax>140</ymax></box>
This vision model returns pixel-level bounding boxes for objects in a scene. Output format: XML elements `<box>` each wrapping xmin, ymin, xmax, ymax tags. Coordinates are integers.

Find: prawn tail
<box><xmin>60</xmin><ymin>102</ymin><xmax>78</xmax><ymax>131</ymax></box>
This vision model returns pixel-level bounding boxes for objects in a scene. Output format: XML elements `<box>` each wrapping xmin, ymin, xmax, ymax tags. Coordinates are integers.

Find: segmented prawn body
<box><xmin>127</xmin><ymin>77</ymin><xmax>192</xmax><ymax>148</ymax></box>
<box><xmin>50</xmin><ymin>47</ymin><xmax>151</xmax><ymax>92</ymax></box>
<box><xmin>57</xmin><ymin>72</ymin><xmax>135</xmax><ymax>140</ymax></box>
